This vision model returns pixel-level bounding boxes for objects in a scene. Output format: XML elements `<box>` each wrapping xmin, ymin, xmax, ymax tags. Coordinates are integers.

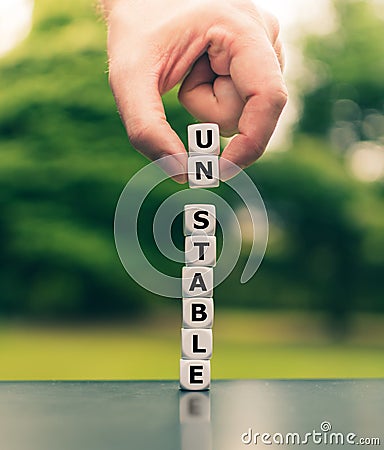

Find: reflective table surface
<box><xmin>0</xmin><ymin>380</ymin><xmax>382</xmax><ymax>449</ymax></box>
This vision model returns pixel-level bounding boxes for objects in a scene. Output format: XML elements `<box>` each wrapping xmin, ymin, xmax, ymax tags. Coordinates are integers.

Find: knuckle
<box><xmin>126</xmin><ymin>117</ymin><xmax>147</xmax><ymax>148</ymax></box>
<box><xmin>251</xmin><ymin>138</ymin><xmax>265</xmax><ymax>160</ymax></box>
<box><xmin>219</xmin><ymin>120</ymin><xmax>239</xmax><ymax>137</ymax></box>
<box><xmin>266</xmin><ymin>13</ymin><xmax>281</xmax><ymax>42</ymax></box>
<box><xmin>252</xmin><ymin>7</ymin><xmax>281</xmax><ymax>43</ymax></box>
<box><xmin>126</xmin><ymin>117</ymin><xmax>151</xmax><ymax>149</ymax></box>
<box><xmin>242</xmin><ymin>135</ymin><xmax>265</xmax><ymax>162</ymax></box>
<box><xmin>108</xmin><ymin>57</ymin><xmax>134</xmax><ymax>86</ymax></box>
<box><xmin>107</xmin><ymin>38</ymin><xmax>142</xmax><ymax>91</ymax></box>
<box><xmin>265</xmin><ymin>82</ymin><xmax>288</xmax><ymax>111</ymax></box>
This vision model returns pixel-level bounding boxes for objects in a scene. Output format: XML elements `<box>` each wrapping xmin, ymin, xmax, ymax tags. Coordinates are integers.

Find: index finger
<box><xmin>219</xmin><ymin>32</ymin><xmax>288</xmax><ymax>180</ymax></box>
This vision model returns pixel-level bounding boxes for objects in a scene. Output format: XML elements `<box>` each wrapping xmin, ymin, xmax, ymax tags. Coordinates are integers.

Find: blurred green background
<box><xmin>0</xmin><ymin>0</ymin><xmax>383</xmax><ymax>380</ymax></box>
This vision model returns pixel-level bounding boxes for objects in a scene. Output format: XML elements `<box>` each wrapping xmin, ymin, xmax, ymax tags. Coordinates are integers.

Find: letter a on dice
<box><xmin>182</xmin><ymin>267</ymin><xmax>213</xmax><ymax>298</ymax></box>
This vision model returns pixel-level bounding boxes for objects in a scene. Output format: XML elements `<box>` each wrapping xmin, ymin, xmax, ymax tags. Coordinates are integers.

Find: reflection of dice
<box><xmin>179</xmin><ymin>391</ymin><xmax>212</xmax><ymax>450</ymax></box>
<box><xmin>179</xmin><ymin>391</ymin><xmax>211</xmax><ymax>423</ymax></box>
<box><xmin>180</xmin><ymin>123</ymin><xmax>219</xmax><ymax>391</ymax></box>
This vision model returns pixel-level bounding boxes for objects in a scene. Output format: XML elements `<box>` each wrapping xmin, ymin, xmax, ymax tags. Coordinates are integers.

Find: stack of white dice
<box><xmin>180</xmin><ymin>123</ymin><xmax>220</xmax><ymax>391</ymax></box>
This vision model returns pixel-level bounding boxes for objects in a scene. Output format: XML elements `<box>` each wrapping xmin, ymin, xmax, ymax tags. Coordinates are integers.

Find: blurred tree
<box><xmin>299</xmin><ymin>0</ymin><xmax>384</xmax><ymax>145</ymax></box>
<box><xmin>244</xmin><ymin>0</ymin><xmax>384</xmax><ymax>336</ymax></box>
<box><xmin>298</xmin><ymin>0</ymin><xmax>384</xmax><ymax>334</ymax></box>
<box><xmin>0</xmin><ymin>0</ymin><xmax>197</xmax><ymax>319</ymax></box>
<box><xmin>0</xmin><ymin>0</ymin><xmax>151</xmax><ymax>318</ymax></box>
<box><xmin>0</xmin><ymin>0</ymin><xmax>383</xmax><ymax>333</ymax></box>
<box><xmin>218</xmin><ymin>0</ymin><xmax>384</xmax><ymax>338</ymax></box>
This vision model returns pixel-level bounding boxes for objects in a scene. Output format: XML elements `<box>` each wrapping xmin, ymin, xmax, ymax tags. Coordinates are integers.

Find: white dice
<box><xmin>180</xmin><ymin>359</ymin><xmax>211</xmax><ymax>391</ymax></box>
<box><xmin>182</xmin><ymin>298</ymin><xmax>214</xmax><ymax>329</ymax></box>
<box><xmin>184</xmin><ymin>204</ymin><xmax>216</xmax><ymax>236</ymax></box>
<box><xmin>188</xmin><ymin>155</ymin><xmax>219</xmax><ymax>189</ymax></box>
<box><xmin>187</xmin><ymin>123</ymin><xmax>220</xmax><ymax>189</ymax></box>
<box><xmin>181</xmin><ymin>124</ymin><xmax>219</xmax><ymax>391</ymax></box>
<box><xmin>185</xmin><ymin>236</ymin><xmax>216</xmax><ymax>267</ymax></box>
<box><xmin>181</xmin><ymin>329</ymin><xmax>213</xmax><ymax>359</ymax></box>
<box><xmin>188</xmin><ymin>123</ymin><xmax>220</xmax><ymax>155</ymax></box>
<box><xmin>182</xmin><ymin>267</ymin><xmax>213</xmax><ymax>298</ymax></box>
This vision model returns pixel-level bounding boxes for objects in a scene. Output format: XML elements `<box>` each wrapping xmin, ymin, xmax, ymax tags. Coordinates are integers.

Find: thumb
<box><xmin>109</xmin><ymin>63</ymin><xmax>188</xmax><ymax>183</ymax></box>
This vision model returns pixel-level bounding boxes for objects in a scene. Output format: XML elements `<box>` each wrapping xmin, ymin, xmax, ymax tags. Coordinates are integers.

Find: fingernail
<box><xmin>173</xmin><ymin>173</ymin><xmax>187</xmax><ymax>184</ymax></box>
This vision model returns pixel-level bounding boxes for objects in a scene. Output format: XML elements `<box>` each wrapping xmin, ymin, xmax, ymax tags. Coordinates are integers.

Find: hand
<box><xmin>102</xmin><ymin>0</ymin><xmax>287</xmax><ymax>181</ymax></box>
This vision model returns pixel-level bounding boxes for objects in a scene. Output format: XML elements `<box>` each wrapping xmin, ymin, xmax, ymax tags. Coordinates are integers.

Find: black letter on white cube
<box><xmin>188</xmin><ymin>156</ymin><xmax>219</xmax><ymax>189</ymax></box>
<box><xmin>182</xmin><ymin>267</ymin><xmax>213</xmax><ymax>298</ymax></box>
<box><xmin>188</xmin><ymin>123</ymin><xmax>220</xmax><ymax>155</ymax></box>
<box><xmin>184</xmin><ymin>204</ymin><xmax>216</xmax><ymax>236</ymax></box>
<box><xmin>180</xmin><ymin>359</ymin><xmax>211</xmax><ymax>390</ymax></box>
<box><xmin>182</xmin><ymin>328</ymin><xmax>213</xmax><ymax>359</ymax></box>
<box><xmin>185</xmin><ymin>236</ymin><xmax>216</xmax><ymax>267</ymax></box>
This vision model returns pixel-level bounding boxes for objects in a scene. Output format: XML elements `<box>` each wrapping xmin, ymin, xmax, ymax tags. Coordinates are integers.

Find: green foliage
<box><xmin>0</xmin><ymin>0</ymin><xmax>147</xmax><ymax>318</ymax></box>
<box><xmin>299</xmin><ymin>0</ymin><xmax>384</xmax><ymax>138</ymax></box>
<box><xmin>254</xmin><ymin>141</ymin><xmax>382</xmax><ymax>316</ymax></box>
<box><xmin>291</xmin><ymin>0</ymin><xmax>384</xmax><ymax>330</ymax></box>
<box><xmin>0</xmin><ymin>0</ymin><xmax>383</xmax><ymax>330</ymax></box>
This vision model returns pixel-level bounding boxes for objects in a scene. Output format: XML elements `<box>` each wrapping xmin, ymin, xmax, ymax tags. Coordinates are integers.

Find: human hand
<box><xmin>102</xmin><ymin>0</ymin><xmax>287</xmax><ymax>182</ymax></box>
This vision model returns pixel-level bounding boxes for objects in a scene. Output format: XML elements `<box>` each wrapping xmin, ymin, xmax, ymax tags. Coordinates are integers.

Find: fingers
<box><xmin>179</xmin><ymin>7</ymin><xmax>287</xmax><ymax>180</ymax></box>
<box><xmin>179</xmin><ymin>54</ymin><xmax>244</xmax><ymax>136</ymax></box>
<box><xmin>216</xmin><ymin>26</ymin><xmax>288</xmax><ymax>179</ymax></box>
<box><xmin>107</xmin><ymin>8</ymin><xmax>189</xmax><ymax>183</ymax></box>
<box><xmin>257</xmin><ymin>6</ymin><xmax>286</xmax><ymax>71</ymax></box>
<box><xmin>105</xmin><ymin>0</ymin><xmax>287</xmax><ymax>184</ymax></box>
<box><xmin>108</xmin><ymin>60</ymin><xmax>188</xmax><ymax>182</ymax></box>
